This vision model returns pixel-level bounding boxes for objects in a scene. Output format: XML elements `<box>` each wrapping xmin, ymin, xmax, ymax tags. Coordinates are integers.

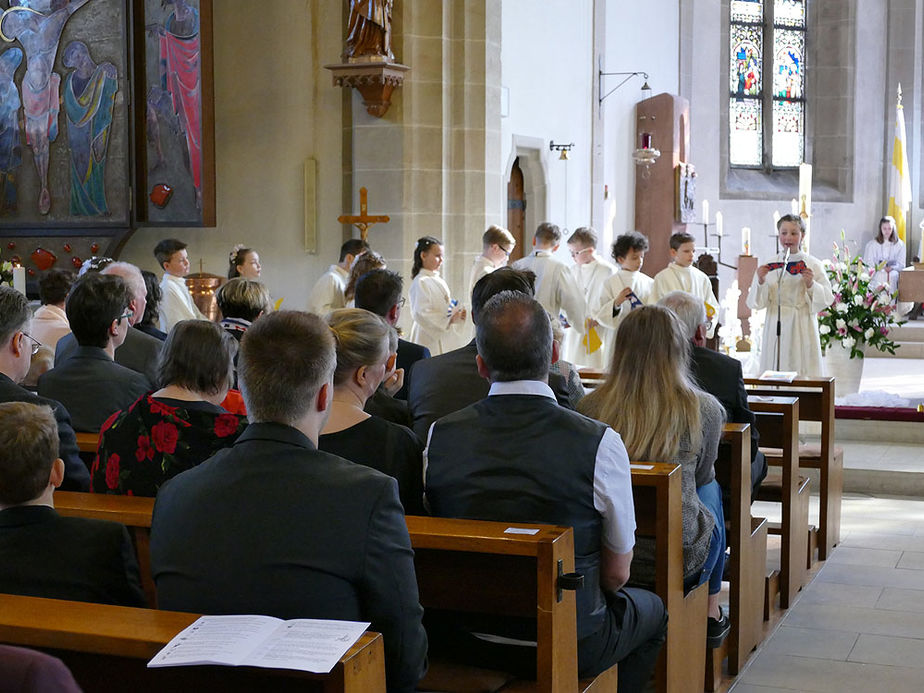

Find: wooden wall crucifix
<box><xmin>338</xmin><ymin>187</ymin><xmax>389</xmax><ymax>242</ymax></box>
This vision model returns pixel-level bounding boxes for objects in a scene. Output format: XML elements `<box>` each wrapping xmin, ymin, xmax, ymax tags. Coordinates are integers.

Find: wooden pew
<box><xmin>706</xmin><ymin>424</ymin><xmax>768</xmax><ymax>688</ymax></box>
<box><xmin>54</xmin><ymin>493</ymin><xmax>617</xmax><ymax>692</ymax></box>
<box><xmin>0</xmin><ymin>593</ymin><xmax>386</xmax><ymax>692</ymax></box>
<box><xmin>747</xmin><ymin>396</ymin><xmax>809</xmax><ymax>610</ymax></box>
<box><xmin>75</xmin><ymin>432</ymin><xmax>98</xmax><ymax>454</ymax></box>
<box><xmin>744</xmin><ymin>376</ymin><xmax>842</xmax><ymax>561</ymax></box>
<box><xmin>577</xmin><ymin>369</ymin><xmax>606</xmax><ymax>391</ymax></box>
<box><xmin>631</xmin><ymin>461</ymin><xmax>708</xmax><ymax>693</ymax></box>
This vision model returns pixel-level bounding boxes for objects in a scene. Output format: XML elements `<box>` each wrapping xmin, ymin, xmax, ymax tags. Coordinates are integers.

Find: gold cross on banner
<box><xmin>338</xmin><ymin>187</ymin><xmax>390</xmax><ymax>242</ymax></box>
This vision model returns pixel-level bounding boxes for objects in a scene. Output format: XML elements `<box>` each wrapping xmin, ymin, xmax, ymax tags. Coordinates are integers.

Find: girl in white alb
<box><xmin>863</xmin><ymin>216</ymin><xmax>905</xmax><ymax>298</ymax></box>
<box><xmin>409</xmin><ymin>236</ymin><xmax>467</xmax><ymax>355</ymax></box>
<box><xmin>747</xmin><ymin>215</ymin><xmax>834</xmax><ymax>376</ymax></box>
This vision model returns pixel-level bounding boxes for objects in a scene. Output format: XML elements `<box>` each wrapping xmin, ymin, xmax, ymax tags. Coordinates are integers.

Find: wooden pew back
<box><xmin>0</xmin><ymin>593</ymin><xmax>385</xmax><ymax>692</ymax></box>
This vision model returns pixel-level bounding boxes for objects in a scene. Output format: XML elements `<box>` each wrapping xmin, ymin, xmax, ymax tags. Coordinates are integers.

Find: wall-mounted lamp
<box><xmin>550</xmin><ymin>141</ymin><xmax>574</xmax><ymax>160</ymax></box>
<box><xmin>598</xmin><ymin>57</ymin><xmax>651</xmax><ymax>106</ymax></box>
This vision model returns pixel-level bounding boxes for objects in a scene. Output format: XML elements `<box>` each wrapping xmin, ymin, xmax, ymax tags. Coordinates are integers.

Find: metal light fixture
<box><xmin>598</xmin><ymin>57</ymin><xmax>651</xmax><ymax>106</ymax></box>
<box><xmin>550</xmin><ymin>141</ymin><xmax>574</xmax><ymax>160</ymax></box>
<box><xmin>633</xmin><ymin>132</ymin><xmax>660</xmax><ymax>178</ymax></box>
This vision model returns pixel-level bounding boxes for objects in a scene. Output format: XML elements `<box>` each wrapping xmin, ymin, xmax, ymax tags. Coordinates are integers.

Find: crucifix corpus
<box><xmin>338</xmin><ymin>187</ymin><xmax>390</xmax><ymax>242</ymax></box>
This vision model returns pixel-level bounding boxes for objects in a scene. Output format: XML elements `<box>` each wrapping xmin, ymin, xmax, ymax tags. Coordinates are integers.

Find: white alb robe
<box><xmin>747</xmin><ymin>251</ymin><xmax>834</xmax><ymax>377</ymax></box>
<box><xmin>563</xmin><ymin>257</ymin><xmax>616</xmax><ymax>367</ymax></box>
<box><xmin>409</xmin><ymin>269</ymin><xmax>465</xmax><ymax>355</ymax></box>
<box><xmin>863</xmin><ymin>238</ymin><xmax>905</xmax><ymax>296</ymax></box>
<box><xmin>159</xmin><ymin>273</ymin><xmax>208</xmax><ymax>333</ymax></box>
<box><xmin>512</xmin><ymin>250</ymin><xmax>586</xmax><ymax>330</ymax></box>
<box><xmin>468</xmin><ymin>255</ymin><xmax>496</xmax><ymax>297</ymax></box>
<box><xmin>592</xmin><ymin>268</ymin><xmax>655</xmax><ymax>368</ymax></box>
<box><xmin>648</xmin><ymin>263</ymin><xmax>719</xmax><ymax>336</ymax></box>
<box><xmin>306</xmin><ymin>264</ymin><xmax>349</xmax><ymax>315</ymax></box>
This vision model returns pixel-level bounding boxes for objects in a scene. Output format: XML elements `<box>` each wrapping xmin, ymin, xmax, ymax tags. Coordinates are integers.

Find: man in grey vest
<box><xmin>425</xmin><ymin>291</ymin><xmax>666</xmax><ymax>691</ymax></box>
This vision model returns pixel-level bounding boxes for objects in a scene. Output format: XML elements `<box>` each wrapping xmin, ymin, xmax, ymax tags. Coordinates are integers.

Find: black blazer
<box><xmin>56</xmin><ymin>326</ymin><xmax>162</xmax><ymax>387</ymax></box>
<box><xmin>407</xmin><ymin>340</ymin><xmax>574</xmax><ymax>441</ymax></box>
<box><xmin>150</xmin><ymin>422</ymin><xmax>428</xmax><ymax>693</ymax></box>
<box><xmin>39</xmin><ymin>346</ymin><xmax>150</xmax><ymax>433</ymax></box>
<box><xmin>0</xmin><ymin>372</ymin><xmax>89</xmax><ymax>491</ymax></box>
<box><xmin>395</xmin><ymin>337</ymin><xmax>430</xmax><ymax>400</ymax></box>
<box><xmin>0</xmin><ymin>505</ymin><xmax>145</xmax><ymax>607</ymax></box>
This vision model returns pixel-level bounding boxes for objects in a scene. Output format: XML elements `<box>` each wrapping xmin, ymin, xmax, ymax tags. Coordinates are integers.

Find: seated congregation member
<box><xmin>57</xmin><ymin>262</ymin><xmax>163</xmax><ymax>387</ymax></box>
<box><xmin>319</xmin><ymin>309</ymin><xmax>424</xmax><ymax>514</ymax></box>
<box><xmin>407</xmin><ymin>267</ymin><xmax>574</xmax><ymax>441</ymax></box>
<box><xmin>91</xmin><ymin>321</ymin><xmax>247</xmax><ymax>497</ymax></box>
<box><xmin>39</xmin><ymin>274</ymin><xmax>149</xmax><ymax>433</ymax></box>
<box><xmin>578</xmin><ymin>305</ymin><xmax>730</xmax><ymax>647</ymax></box>
<box><xmin>354</xmin><ymin>268</ymin><xmax>430</xmax><ymax>402</ymax></box>
<box><xmin>659</xmin><ymin>291</ymin><xmax>767</xmax><ymax>501</ymax></box>
<box><xmin>549</xmin><ymin>315</ymin><xmax>585</xmax><ymax>408</ymax></box>
<box><xmin>344</xmin><ymin>249</ymin><xmax>386</xmax><ymax>307</ymax></box>
<box><xmin>216</xmin><ymin>277</ymin><xmax>271</xmax><ymax>390</ymax></box>
<box><xmin>137</xmin><ymin>269</ymin><xmax>167</xmax><ymax>341</ymax></box>
<box><xmin>31</xmin><ymin>268</ymin><xmax>75</xmax><ymax>350</ymax></box>
<box><xmin>0</xmin><ymin>402</ymin><xmax>145</xmax><ymax>607</ymax></box>
<box><xmin>306</xmin><ymin>238</ymin><xmax>369</xmax><ymax>315</ymax></box>
<box><xmin>150</xmin><ymin>311</ymin><xmax>427</xmax><ymax>692</ymax></box>
<box><xmin>0</xmin><ymin>645</ymin><xmax>81</xmax><ymax>693</ymax></box>
<box><xmin>0</xmin><ymin>287</ymin><xmax>88</xmax><ymax>491</ymax></box>
<box><xmin>425</xmin><ymin>292</ymin><xmax>667</xmax><ymax>689</ymax></box>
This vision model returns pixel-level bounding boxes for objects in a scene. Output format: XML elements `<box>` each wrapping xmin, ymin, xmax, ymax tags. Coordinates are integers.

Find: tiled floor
<box><xmin>730</xmin><ymin>493</ymin><xmax>924</xmax><ymax>692</ymax></box>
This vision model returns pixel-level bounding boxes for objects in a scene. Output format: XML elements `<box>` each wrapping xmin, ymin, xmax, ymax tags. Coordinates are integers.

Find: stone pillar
<box><xmin>343</xmin><ymin>0</ymin><xmax>503</xmax><ymax>329</ymax></box>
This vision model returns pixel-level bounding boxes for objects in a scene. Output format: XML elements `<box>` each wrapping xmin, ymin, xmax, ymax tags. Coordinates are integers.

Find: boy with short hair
<box><xmin>307</xmin><ymin>238</ymin><xmax>370</xmax><ymax>315</ymax></box>
<box><xmin>0</xmin><ymin>401</ymin><xmax>146</xmax><ymax>606</ymax></box>
<box><xmin>592</xmin><ymin>232</ymin><xmax>655</xmax><ymax>365</ymax></box>
<box><xmin>563</xmin><ymin>226</ymin><xmax>615</xmax><ymax>367</ymax></box>
<box><xmin>512</xmin><ymin>222</ymin><xmax>585</xmax><ymax>336</ymax></box>
<box><xmin>469</xmin><ymin>225</ymin><xmax>516</xmax><ymax>296</ymax></box>
<box><xmin>649</xmin><ymin>232</ymin><xmax>718</xmax><ymax>334</ymax></box>
<box><xmin>154</xmin><ymin>238</ymin><xmax>207</xmax><ymax>332</ymax></box>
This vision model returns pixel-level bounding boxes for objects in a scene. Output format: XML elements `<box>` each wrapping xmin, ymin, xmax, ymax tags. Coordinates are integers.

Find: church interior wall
<box><xmin>119</xmin><ymin>0</ymin><xmax>345</xmax><ymax>310</ymax></box>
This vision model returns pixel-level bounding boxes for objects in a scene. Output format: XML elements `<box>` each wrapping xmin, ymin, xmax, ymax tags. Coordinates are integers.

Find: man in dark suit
<box><xmin>425</xmin><ymin>291</ymin><xmax>666</xmax><ymax>691</ymax></box>
<box><xmin>150</xmin><ymin>311</ymin><xmax>427</xmax><ymax>693</ymax></box>
<box><xmin>355</xmin><ymin>268</ymin><xmax>430</xmax><ymax>402</ymax></box>
<box><xmin>39</xmin><ymin>274</ymin><xmax>150</xmax><ymax>433</ymax></box>
<box><xmin>55</xmin><ymin>261</ymin><xmax>162</xmax><ymax>387</ymax></box>
<box><xmin>0</xmin><ymin>401</ymin><xmax>145</xmax><ymax>607</ymax></box>
<box><xmin>0</xmin><ymin>286</ymin><xmax>88</xmax><ymax>491</ymax></box>
<box><xmin>659</xmin><ymin>291</ymin><xmax>767</xmax><ymax>500</ymax></box>
<box><xmin>407</xmin><ymin>267</ymin><xmax>575</xmax><ymax>441</ymax></box>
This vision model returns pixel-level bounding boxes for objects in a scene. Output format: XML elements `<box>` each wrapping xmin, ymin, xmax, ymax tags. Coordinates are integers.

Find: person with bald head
<box><xmin>55</xmin><ymin>260</ymin><xmax>162</xmax><ymax>386</ymax></box>
<box><xmin>425</xmin><ymin>291</ymin><xmax>666</xmax><ymax>691</ymax></box>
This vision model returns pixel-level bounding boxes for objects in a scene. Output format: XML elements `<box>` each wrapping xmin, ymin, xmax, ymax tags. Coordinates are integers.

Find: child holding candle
<box><xmin>747</xmin><ymin>214</ymin><xmax>834</xmax><ymax>376</ymax></box>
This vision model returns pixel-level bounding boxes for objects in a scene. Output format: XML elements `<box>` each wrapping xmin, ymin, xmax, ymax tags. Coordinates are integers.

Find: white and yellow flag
<box><xmin>887</xmin><ymin>84</ymin><xmax>912</xmax><ymax>242</ymax></box>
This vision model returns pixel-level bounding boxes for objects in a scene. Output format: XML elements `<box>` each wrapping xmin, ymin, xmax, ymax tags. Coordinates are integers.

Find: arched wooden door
<box><xmin>507</xmin><ymin>158</ymin><xmax>526</xmax><ymax>263</ymax></box>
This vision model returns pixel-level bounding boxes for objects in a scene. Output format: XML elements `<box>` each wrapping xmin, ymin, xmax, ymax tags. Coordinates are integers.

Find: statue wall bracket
<box><xmin>325</xmin><ymin>61</ymin><xmax>410</xmax><ymax>118</ymax></box>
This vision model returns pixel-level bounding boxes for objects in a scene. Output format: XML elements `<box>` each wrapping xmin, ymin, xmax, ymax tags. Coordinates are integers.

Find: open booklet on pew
<box><xmin>758</xmin><ymin>370</ymin><xmax>798</xmax><ymax>382</ymax></box>
<box><xmin>148</xmin><ymin>615</ymin><xmax>369</xmax><ymax>674</ymax></box>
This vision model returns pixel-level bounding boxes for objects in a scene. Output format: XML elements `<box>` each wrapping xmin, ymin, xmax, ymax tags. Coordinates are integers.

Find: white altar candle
<box><xmin>715</xmin><ymin>211</ymin><xmax>724</xmax><ymax>237</ymax></box>
<box><xmin>790</xmin><ymin>198</ymin><xmax>799</xmax><ymax>215</ymax></box>
<box><xmin>799</xmin><ymin>162</ymin><xmax>812</xmax><ymax>217</ymax></box>
<box><xmin>702</xmin><ymin>199</ymin><xmax>709</xmax><ymax>224</ymax></box>
<box><xmin>772</xmin><ymin>210</ymin><xmax>781</xmax><ymax>226</ymax></box>
<box><xmin>741</xmin><ymin>227</ymin><xmax>751</xmax><ymax>256</ymax></box>
<box><xmin>12</xmin><ymin>265</ymin><xmax>25</xmax><ymax>295</ymax></box>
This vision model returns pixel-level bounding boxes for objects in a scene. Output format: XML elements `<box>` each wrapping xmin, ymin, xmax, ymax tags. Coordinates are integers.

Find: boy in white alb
<box><xmin>592</xmin><ymin>231</ymin><xmax>654</xmax><ymax>366</ymax></box>
<box><xmin>563</xmin><ymin>227</ymin><xmax>615</xmax><ymax>367</ymax></box>
<box><xmin>306</xmin><ymin>238</ymin><xmax>369</xmax><ymax>315</ymax></box>
<box><xmin>154</xmin><ymin>239</ymin><xmax>209</xmax><ymax>333</ymax></box>
<box><xmin>468</xmin><ymin>225</ymin><xmax>515</xmax><ymax>297</ymax></box>
<box><xmin>512</xmin><ymin>222</ymin><xmax>586</xmax><ymax>339</ymax></box>
<box><xmin>648</xmin><ymin>232</ymin><xmax>718</xmax><ymax>336</ymax></box>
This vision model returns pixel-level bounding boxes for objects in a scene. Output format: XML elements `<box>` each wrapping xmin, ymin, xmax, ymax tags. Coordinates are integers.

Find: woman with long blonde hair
<box><xmin>578</xmin><ymin>304</ymin><xmax>729</xmax><ymax>647</ymax></box>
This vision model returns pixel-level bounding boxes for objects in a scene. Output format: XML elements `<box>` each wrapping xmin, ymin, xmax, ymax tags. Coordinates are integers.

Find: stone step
<box><xmin>887</xmin><ymin>323</ymin><xmax>924</xmax><ymax>342</ymax></box>
<box><xmin>879</xmin><ymin>341</ymin><xmax>924</xmax><ymax>358</ymax></box>
<box><xmin>836</xmin><ymin>418</ymin><xmax>924</xmax><ymax>444</ymax></box>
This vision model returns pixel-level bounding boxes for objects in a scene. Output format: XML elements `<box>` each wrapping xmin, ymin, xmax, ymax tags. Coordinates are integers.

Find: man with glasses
<box><xmin>0</xmin><ymin>286</ymin><xmax>89</xmax><ymax>490</ymax></box>
<box><xmin>38</xmin><ymin>274</ymin><xmax>149</xmax><ymax>433</ymax></box>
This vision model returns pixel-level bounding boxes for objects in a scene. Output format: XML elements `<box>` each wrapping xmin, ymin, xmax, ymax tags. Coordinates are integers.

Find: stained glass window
<box><xmin>729</xmin><ymin>0</ymin><xmax>807</xmax><ymax>169</ymax></box>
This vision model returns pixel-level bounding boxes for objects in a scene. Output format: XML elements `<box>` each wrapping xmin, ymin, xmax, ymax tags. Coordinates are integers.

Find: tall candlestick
<box><xmin>772</xmin><ymin>210</ymin><xmax>781</xmax><ymax>226</ymax></box>
<box><xmin>702</xmin><ymin>199</ymin><xmax>709</xmax><ymax>223</ymax></box>
<box><xmin>741</xmin><ymin>227</ymin><xmax>751</xmax><ymax>256</ymax></box>
<box><xmin>798</xmin><ymin>162</ymin><xmax>812</xmax><ymax>217</ymax></box>
<box><xmin>790</xmin><ymin>198</ymin><xmax>798</xmax><ymax>215</ymax></box>
<box><xmin>12</xmin><ymin>265</ymin><xmax>25</xmax><ymax>295</ymax></box>
<box><xmin>715</xmin><ymin>211</ymin><xmax>724</xmax><ymax>237</ymax></box>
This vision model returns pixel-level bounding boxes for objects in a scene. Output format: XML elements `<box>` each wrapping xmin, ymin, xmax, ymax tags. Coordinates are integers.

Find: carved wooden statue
<box><xmin>343</xmin><ymin>0</ymin><xmax>394</xmax><ymax>61</ymax></box>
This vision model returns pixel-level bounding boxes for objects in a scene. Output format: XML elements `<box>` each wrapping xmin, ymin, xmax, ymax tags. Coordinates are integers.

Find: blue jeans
<box><xmin>694</xmin><ymin>479</ymin><xmax>726</xmax><ymax>596</ymax></box>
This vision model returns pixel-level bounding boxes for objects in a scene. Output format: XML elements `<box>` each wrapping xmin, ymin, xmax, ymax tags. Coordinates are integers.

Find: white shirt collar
<box><xmin>163</xmin><ymin>273</ymin><xmax>187</xmax><ymax>284</ymax></box>
<box><xmin>488</xmin><ymin>380</ymin><xmax>556</xmax><ymax>399</ymax></box>
<box><xmin>533</xmin><ymin>249</ymin><xmax>553</xmax><ymax>258</ymax></box>
<box><xmin>331</xmin><ymin>264</ymin><xmax>350</xmax><ymax>279</ymax></box>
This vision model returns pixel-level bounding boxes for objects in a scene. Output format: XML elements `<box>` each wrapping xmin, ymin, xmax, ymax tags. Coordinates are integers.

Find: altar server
<box><xmin>562</xmin><ymin>227</ymin><xmax>615</xmax><ymax>367</ymax></box>
<box><xmin>408</xmin><ymin>236</ymin><xmax>466</xmax><ymax>355</ymax></box>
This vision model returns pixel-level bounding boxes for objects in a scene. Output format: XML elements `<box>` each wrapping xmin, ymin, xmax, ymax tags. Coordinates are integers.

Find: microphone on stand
<box><xmin>775</xmin><ymin>247</ymin><xmax>791</xmax><ymax>371</ymax></box>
